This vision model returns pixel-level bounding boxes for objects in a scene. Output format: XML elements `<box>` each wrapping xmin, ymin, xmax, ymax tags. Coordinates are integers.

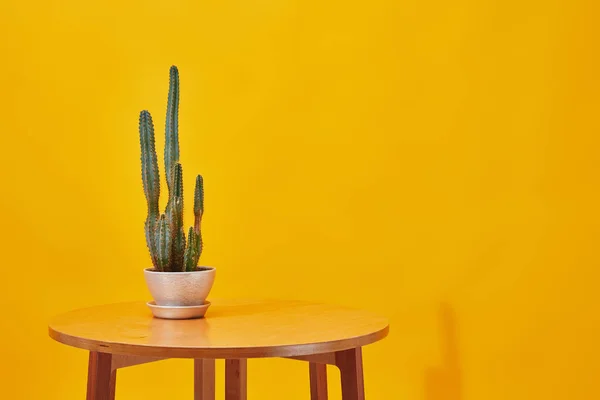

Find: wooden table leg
<box><xmin>194</xmin><ymin>359</ymin><xmax>216</xmax><ymax>400</ymax></box>
<box><xmin>87</xmin><ymin>351</ymin><xmax>115</xmax><ymax>400</ymax></box>
<box><xmin>225</xmin><ymin>359</ymin><xmax>247</xmax><ymax>400</ymax></box>
<box><xmin>335</xmin><ymin>348</ymin><xmax>365</xmax><ymax>400</ymax></box>
<box><xmin>109</xmin><ymin>371</ymin><xmax>116</xmax><ymax>400</ymax></box>
<box><xmin>309</xmin><ymin>362</ymin><xmax>328</xmax><ymax>399</ymax></box>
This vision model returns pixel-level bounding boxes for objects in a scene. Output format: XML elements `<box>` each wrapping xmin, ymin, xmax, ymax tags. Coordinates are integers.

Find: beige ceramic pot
<box><xmin>144</xmin><ymin>267</ymin><xmax>215</xmax><ymax>307</ymax></box>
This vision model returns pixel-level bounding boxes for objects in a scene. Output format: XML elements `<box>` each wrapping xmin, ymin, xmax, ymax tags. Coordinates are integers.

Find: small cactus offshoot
<box><xmin>139</xmin><ymin>65</ymin><xmax>204</xmax><ymax>272</ymax></box>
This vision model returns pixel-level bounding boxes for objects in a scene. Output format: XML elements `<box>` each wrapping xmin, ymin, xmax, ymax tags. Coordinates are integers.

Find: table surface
<box><xmin>48</xmin><ymin>299</ymin><xmax>389</xmax><ymax>358</ymax></box>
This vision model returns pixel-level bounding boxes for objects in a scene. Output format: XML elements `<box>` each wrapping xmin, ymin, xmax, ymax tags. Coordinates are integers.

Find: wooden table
<box><xmin>48</xmin><ymin>299</ymin><xmax>389</xmax><ymax>400</ymax></box>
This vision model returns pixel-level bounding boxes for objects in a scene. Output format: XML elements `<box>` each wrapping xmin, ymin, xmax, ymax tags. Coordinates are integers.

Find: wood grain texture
<box><xmin>287</xmin><ymin>353</ymin><xmax>336</xmax><ymax>365</ymax></box>
<box><xmin>335</xmin><ymin>348</ymin><xmax>365</xmax><ymax>400</ymax></box>
<box><xmin>225</xmin><ymin>359</ymin><xmax>247</xmax><ymax>400</ymax></box>
<box><xmin>194</xmin><ymin>359</ymin><xmax>216</xmax><ymax>400</ymax></box>
<box><xmin>109</xmin><ymin>371</ymin><xmax>116</xmax><ymax>400</ymax></box>
<box><xmin>310</xmin><ymin>362</ymin><xmax>328</xmax><ymax>399</ymax></box>
<box><xmin>86</xmin><ymin>351</ymin><xmax>115</xmax><ymax>400</ymax></box>
<box><xmin>48</xmin><ymin>299</ymin><xmax>389</xmax><ymax>358</ymax></box>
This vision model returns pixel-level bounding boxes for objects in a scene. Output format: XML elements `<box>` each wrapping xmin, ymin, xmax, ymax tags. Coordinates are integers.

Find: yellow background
<box><xmin>1</xmin><ymin>0</ymin><xmax>599</xmax><ymax>399</ymax></box>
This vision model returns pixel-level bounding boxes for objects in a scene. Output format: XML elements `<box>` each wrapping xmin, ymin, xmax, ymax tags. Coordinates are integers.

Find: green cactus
<box><xmin>156</xmin><ymin>214</ymin><xmax>171</xmax><ymax>271</ymax></box>
<box><xmin>184</xmin><ymin>226</ymin><xmax>196</xmax><ymax>272</ymax></box>
<box><xmin>139</xmin><ymin>110</ymin><xmax>160</xmax><ymax>268</ymax></box>
<box><xmin>169</xmin><ymin>163</ymin><xmax>186</xmax><ymax>271</ymax></box>
<box><xmin>165</xmin><ymin>65</ymin><xmax>180</xmax><ymax>195</ymax></box>
<box><xmin>193</xmin><ymin>175</ymin><xmax>204</xmax><ymax>267</ymax></box>
<box><xmin>138</xmin><ymin>66</ymin><xmax>205</xmax><ymax>272</ymax></box>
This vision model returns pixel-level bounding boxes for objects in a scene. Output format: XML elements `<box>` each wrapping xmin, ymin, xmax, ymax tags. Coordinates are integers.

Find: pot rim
<box><xmin>144</xmin><ymin>266</ymin><xmax>215</xmax><ymax>275</ymax></box>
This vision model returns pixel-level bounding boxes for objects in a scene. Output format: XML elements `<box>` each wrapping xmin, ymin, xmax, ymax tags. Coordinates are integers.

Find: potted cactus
<box><xmin>139</xmin><ymin>66</ymin><xmax>215</xmax><ymax>318</ymax></box>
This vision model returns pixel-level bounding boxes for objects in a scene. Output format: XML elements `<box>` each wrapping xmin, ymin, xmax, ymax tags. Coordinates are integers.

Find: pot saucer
<box><xmin>147</xmin><ymin>301</ymin><xmax>211</xmax><ymax>320</ymax></box>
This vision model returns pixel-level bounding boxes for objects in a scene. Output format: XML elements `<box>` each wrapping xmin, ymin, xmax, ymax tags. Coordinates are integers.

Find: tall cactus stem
<box><xmin>139</xmin><ymin>110</ymin><xmax>160</xmax><ymax>268</ymax></box>
<box><xmin>165</xmin><ymin>65</ymin><xmax>180</xmax><ymax>195</ymax></box>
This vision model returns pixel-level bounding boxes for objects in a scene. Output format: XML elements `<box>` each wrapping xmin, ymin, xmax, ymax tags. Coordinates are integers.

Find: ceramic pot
<box><xmin>144</xmin><ymin>267</ymin><xmax>215</xmax><ymax>307</ymax></box>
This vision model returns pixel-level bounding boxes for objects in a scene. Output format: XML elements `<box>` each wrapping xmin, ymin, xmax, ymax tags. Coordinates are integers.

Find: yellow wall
<box><xmin>1</xmin><ymin>0</ymin><xmax>599</xmax><ymax>398</ymax></box>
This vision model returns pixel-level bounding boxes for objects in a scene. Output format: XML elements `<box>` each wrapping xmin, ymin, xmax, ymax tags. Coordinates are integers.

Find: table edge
<box><xmin>48</xmin><ymin>324</ymin><xmax>389</xmax><ymax>358</ymax></box>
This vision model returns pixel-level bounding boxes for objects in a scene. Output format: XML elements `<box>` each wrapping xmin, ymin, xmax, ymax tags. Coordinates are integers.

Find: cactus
<box><xmin>165</xmin><ymin>65</ymin><xmax>180</xmax><ymax>195</ymax></box>
<box><xmin>193</xmin><ymin>175</ymin><xmax>204</xmax><ymax>267</ymax></box>
<box><xmin>156</xmin><ymin>214</ymin><xmax>171</xmax><ymax>271</ymax></box>
<box><xmin>138</xmin><ymin>66</ymin><xmax>205</xmax><ymax>272</ymax></box>
<box><xmin>169</xmin><ymin>163</ymin><xmax>186</xmax><ymax>270</ymax></box>
<box><xmin>184</xmin><ymin>226</ymin><xmax>196</xmax><ymax>272</ymax></box>
<box><xmin>139</xmin><ymin>110</ymin><xmax>160</xmax><ymax>268</ymax></box>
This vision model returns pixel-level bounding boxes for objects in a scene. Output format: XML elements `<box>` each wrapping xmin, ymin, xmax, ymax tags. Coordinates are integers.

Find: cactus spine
<box><xmin>139</xmin><ymin>66</ymin><xmax>204</xmax><ymax>272</ymax></box>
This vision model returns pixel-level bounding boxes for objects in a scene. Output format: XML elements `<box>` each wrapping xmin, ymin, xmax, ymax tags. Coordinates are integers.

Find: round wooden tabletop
<box><xmin>48</xmin><ymin>299</ymin><xmax>389</xmax><ymax>358</ymax></box>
